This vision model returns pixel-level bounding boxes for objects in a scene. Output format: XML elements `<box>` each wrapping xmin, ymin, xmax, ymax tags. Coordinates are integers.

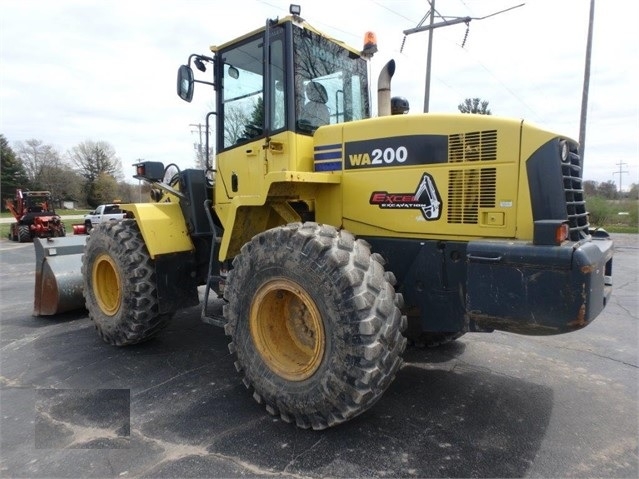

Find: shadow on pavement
<box><xmin>6</xmin><ymin>308</ymin><xmax>553</xmax><ymax>478</ymax></box>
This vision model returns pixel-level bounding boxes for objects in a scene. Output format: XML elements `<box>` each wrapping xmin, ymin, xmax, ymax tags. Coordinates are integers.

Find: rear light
<box><xmin>362</xmin><ymin>31</ymin><xmax>378</xmax><ymax>56</ymax></box>
<box><xmin>555</xmin><ymin>223</ymin><xmax>569</xmax><ymax>244</ymax></box>
<box><xmin>133</xmin><ymin>161</ymin><xmax>165</xmax><ymax>182</ymax></box>
<box><xmin>533</xmin><ymin>220</ymin><xmax>570</xmax><ymax>246</ymax></box>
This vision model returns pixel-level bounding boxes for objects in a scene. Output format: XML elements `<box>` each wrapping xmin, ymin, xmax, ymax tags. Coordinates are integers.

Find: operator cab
<box><xmin>177</xmin><ymin>10</ymin><xmax>370</xmax><ymax>154</ymax></box>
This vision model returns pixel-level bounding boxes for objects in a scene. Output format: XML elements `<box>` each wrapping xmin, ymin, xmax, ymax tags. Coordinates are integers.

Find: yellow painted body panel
<box><xmin>120</xmin><ymin>203</ymin><xmax>193</xmax><ymax>258</ymax></box>
<box><xmin>214</xmin><ymin>130</ymin><xmax>341</xmax><ymax>260</ymax></box>
<box><xmin>314</xmin><ymin>114</ymin><xmax>525</xmax><ymax>241</ymax></box>
<box><xmin>208</xmin><ymin>113</ymin><xmax>568</xmax><ymax>259</ymax></box>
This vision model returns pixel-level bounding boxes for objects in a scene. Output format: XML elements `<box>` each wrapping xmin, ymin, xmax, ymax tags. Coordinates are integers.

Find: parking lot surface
<box><xmin>1</xmin><ymin>234</ymin><xmax>637</xmax><ymax>478</ymax></box>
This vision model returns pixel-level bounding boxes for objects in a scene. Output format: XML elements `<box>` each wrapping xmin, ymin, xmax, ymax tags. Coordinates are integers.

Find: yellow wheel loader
<box><xmin>34</xmin><ymin>7</ymin><xmax>613</xmax><ymax>429</ymax></box>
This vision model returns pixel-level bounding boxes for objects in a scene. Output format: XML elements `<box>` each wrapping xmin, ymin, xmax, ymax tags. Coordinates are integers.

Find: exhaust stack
<box><xmin>377</xmin><ymin>59</ymin><xmax>396</xmax><ymax>117</ymax></box>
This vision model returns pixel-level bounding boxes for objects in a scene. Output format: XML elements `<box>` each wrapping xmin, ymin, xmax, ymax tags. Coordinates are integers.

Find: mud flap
<box><xmin>33</xmin><ymin>236</ymin><xmax>87</xmax><ymax>316</ymax></box>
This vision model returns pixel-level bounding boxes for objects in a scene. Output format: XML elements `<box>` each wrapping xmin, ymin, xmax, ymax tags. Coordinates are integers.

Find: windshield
<box><xmin>216</xmin><ymin>21</ymin><xmax>369</xmax><ymax>149</ymax></box>
<box><xmin>294</xmin><ymin>26</ymin><xmax>369</xmax><ymax>132</ymax></box>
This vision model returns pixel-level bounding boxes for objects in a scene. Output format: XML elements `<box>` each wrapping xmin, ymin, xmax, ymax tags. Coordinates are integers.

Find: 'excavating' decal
<box><xmin>369</xmin><ymin>173</ymin><xmax>442</xmax><ymax>220</ymax></box>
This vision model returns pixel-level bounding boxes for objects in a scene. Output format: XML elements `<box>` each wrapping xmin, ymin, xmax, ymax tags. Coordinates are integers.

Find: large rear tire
<box><xmin>82</xmin><ymin>220</ymin><xmax>173</xmax><ymax>346</ymax></box>
<box><xmin>224</xmin><ymin>222</ymin><xmax>406</xmax><ymax>430</ymax></box>
<box><xmin>18</xmin><ymin>225</ymin><xmax>31</xmax><ymax>243</ymax></box>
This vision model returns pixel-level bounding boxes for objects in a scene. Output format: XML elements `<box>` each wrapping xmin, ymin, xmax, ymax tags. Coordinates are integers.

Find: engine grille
<box><xmin>563</xmin><ymin>141</ymin><xmax>590</xmax><ymax>241</ymax></box>
<box><xmin>447</xmin><ymin>130</ymin><xmax>498</xmax><ymax>224</ymax></box>
<box><xmin>449</xmin><ymin>130</ymin><xmax>497</xmax><ymax>163</ymax></box>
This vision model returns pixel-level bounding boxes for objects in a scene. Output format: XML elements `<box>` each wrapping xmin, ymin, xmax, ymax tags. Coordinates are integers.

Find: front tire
<box><xmin>224</xmin><ymin>223</ymin><xmax>406</xmax><ymax>429</ymax></box>
<box><xmin>81</xmin><ymin>220</ymin><xmax>173</xmax><ymax>346</ymax></box>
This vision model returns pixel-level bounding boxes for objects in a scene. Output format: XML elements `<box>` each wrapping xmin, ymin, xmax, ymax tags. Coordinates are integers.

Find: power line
<box><xmin>371</xmin><ymin>0</ymin><xmax>417</xmax><ymax>24</ymax></box>
<box><xmin>402</xmin><ymin>1</ymin><xmax>525</xmax><ymax>112</ymax></box>
<box><xmin>456</xmin><ymin>48</ymin><xmax>542</xmax><ymax>122</ymax></box>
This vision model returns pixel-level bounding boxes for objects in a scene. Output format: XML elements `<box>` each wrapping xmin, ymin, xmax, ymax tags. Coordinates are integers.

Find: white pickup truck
<box><xmin>84</xmin><ymin>204</ymin><xmax>126</xmax><ymax>232</ymax></box>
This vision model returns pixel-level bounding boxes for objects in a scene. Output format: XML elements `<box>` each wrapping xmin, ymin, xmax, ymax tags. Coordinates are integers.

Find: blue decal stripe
<box><xmin>315</xmin><ymin>161</ymin><xmax>342</xmax><ymax>171</ymax></box>
<box><xmin>314</xmin><ymin>151</ymin><xmax>342</xmax><ymax>160</ymax></box>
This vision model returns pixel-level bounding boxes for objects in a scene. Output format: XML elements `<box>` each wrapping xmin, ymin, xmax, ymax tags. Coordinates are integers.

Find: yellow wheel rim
<box><xmin>92</xmin><ymin>253</ymin><xmax>122</xmax><ymax>316</ymax></box>
<box><xmin>249</xmin><ymin>278</ymin><xmax>325</xmax><ymax>381</ymax></box>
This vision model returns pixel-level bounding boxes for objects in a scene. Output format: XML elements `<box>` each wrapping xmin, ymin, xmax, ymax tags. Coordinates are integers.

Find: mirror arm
<box><xmin>187</xmin><ymin>53</ymin><xmax>215</xmax><ymax>65</ymax></box>
<box><xmin>194</xmin><ymin>79</ymin><xmax>215</xmax><ymax>87</ymax></box>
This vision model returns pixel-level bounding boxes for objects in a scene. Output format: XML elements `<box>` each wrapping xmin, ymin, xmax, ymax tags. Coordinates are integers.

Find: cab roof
<box><xmin>209</xmin><ymin>15</ymin><xmax>362</xmax><ymax>57</ymax></box>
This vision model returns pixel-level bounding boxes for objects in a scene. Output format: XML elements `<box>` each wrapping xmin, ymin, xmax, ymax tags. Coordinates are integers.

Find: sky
<box><xmin>1</xmin><ymin>0</ymin><xmax>638</xmax><ymax>189</ymax></box>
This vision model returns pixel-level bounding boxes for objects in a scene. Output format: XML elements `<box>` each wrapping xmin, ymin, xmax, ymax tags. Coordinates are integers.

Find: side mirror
<box><xmin>177</xmin><ymin>65</ymin><xmax>194</xmax><ymax>102</ymax></box>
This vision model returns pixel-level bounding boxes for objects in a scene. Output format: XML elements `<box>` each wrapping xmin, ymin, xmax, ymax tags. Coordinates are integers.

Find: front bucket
<box><xmin>33</xmin><ymin>236</ymin><xmax>87</xmax><ymax>316</ymax></box>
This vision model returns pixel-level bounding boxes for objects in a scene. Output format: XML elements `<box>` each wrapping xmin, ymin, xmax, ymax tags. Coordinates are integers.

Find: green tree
<box><xmin>1</xmin><ymin>135</ymin><xmax>29</xmax><ymax>209</ymax></box>
<box><xmin>68</xmin><ymin>140</ymin><xmax>123</xmax><ymax>183</ymax></box>
<box><xmin>68</xmin><ymin>140</ymin><xmax>123</xmax><ymax>206</ymax></box>
<box><xmin>90</xmin><ymin>172</ymin><xmax>120</xmax><ymax>207</ymax></box>
<box><xmin>458</xmin><ymin>98</ymin><xmax>492</xmax><ymax>115</ymax></box>
<box><xmin>250</xmin><ymin>96</ymin><xmax>264</xmax><ymax>126</ymax></box>
<box><xmin>117</xmin><ymin>180</ymin><xmax>143</xmax><ymax>203</ymax></box>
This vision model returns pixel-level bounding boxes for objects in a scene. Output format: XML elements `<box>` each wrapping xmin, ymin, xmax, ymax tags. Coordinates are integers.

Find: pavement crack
<box><xmin>0</xmin><ymin>375</ymin><xmax>31</xmax><ymax>388</ymax></box>
<box><xmin>284</xmin><ymin>437</ymin><xmax>326</xmax><ymax>474</ymax></box>
<box><xmin>36</xmin><ymin>410</ymin><xmax>128</xmax><ymax>448</ymax></box>
<box><xmin>551</xmin><ymin>345</ymin><xmax>638</xmax><ymax>369</ymax></box>
<box><xmin>0</xmin><ymin>333</ymin><xmax>44</xmax><ymax>352</ymax></box>
<box><xmin>54</xmin><ymin>357</ymin><xmax>116</xmax><ymax>385</ymax></box>
<box><xmin>132</xmin><ymin>364</ymin><xmax>210</xmax><ymax>397</ymax></box>
<box><xmin>611</xmin><ymin>298</ymin><xmax>637</xmax><ymax>318</ymax></box>
<box><xmin>132</xmin><ymin>430</ymin><xmax>312</xmax><ymax>478</ymax></box>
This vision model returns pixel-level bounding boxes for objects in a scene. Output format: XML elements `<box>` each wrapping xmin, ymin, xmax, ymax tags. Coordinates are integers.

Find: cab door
<box><xmin>214</xmin><ymin>30</ymin><xmax>268</xmax><ymax>201</ymax></box>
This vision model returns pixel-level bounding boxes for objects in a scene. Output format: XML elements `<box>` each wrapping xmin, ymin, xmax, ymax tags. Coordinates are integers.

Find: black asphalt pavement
<box><xmin>1</xmin><ymin>234</ymin><xmax>637</xmax><ymax>478</ymax></box>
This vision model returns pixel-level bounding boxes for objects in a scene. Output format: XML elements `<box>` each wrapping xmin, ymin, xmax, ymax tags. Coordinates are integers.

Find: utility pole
<box><xmin>403</xmin><ymin>2</ymin><xmax>524</xmax><ymax>113</ymax></box>
<box><xmin>424</xmin><ymin>0</ymin><xmax>436</xmax><ymax>113</ymax></box>
<box><xmin>579</xmin><ymin>0</ymin><xmax>595</xmax><ymax>161</ymax></box>
<box><xmin>190</xmin><ymin>123</ymin><xmax>205</xmax><ymax>155</ymax></box>
<box><xmin>613</xmin><ymin>161</ymin><xmax>629</xmax><ymax>195</ymax></box>
<box><xmin>135</xmin><ymin>158</ymin><xmax>144</xmax><ymax>202</ymax></box>
<box><xmin>190</xmin><ymin>122</ymin><xmax>212</xmax><ymax>169</ymax></box>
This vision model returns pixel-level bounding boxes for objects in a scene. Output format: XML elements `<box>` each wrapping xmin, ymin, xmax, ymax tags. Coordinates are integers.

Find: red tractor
<box><xmin>5</xmin><ymin>190</ymin><xmax>65</xmax><ymax>242</ymax></box>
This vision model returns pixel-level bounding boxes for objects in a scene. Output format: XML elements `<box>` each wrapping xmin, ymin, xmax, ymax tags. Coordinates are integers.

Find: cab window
<box><xmin>293</xmin><ymin>26</ymin><xmax>369</xmax><ymax>132</ymax></box>
<box><xmin>220</xmin><ymin>35</ymin><xmax>264</xmax><ymax>149</ymax></box>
